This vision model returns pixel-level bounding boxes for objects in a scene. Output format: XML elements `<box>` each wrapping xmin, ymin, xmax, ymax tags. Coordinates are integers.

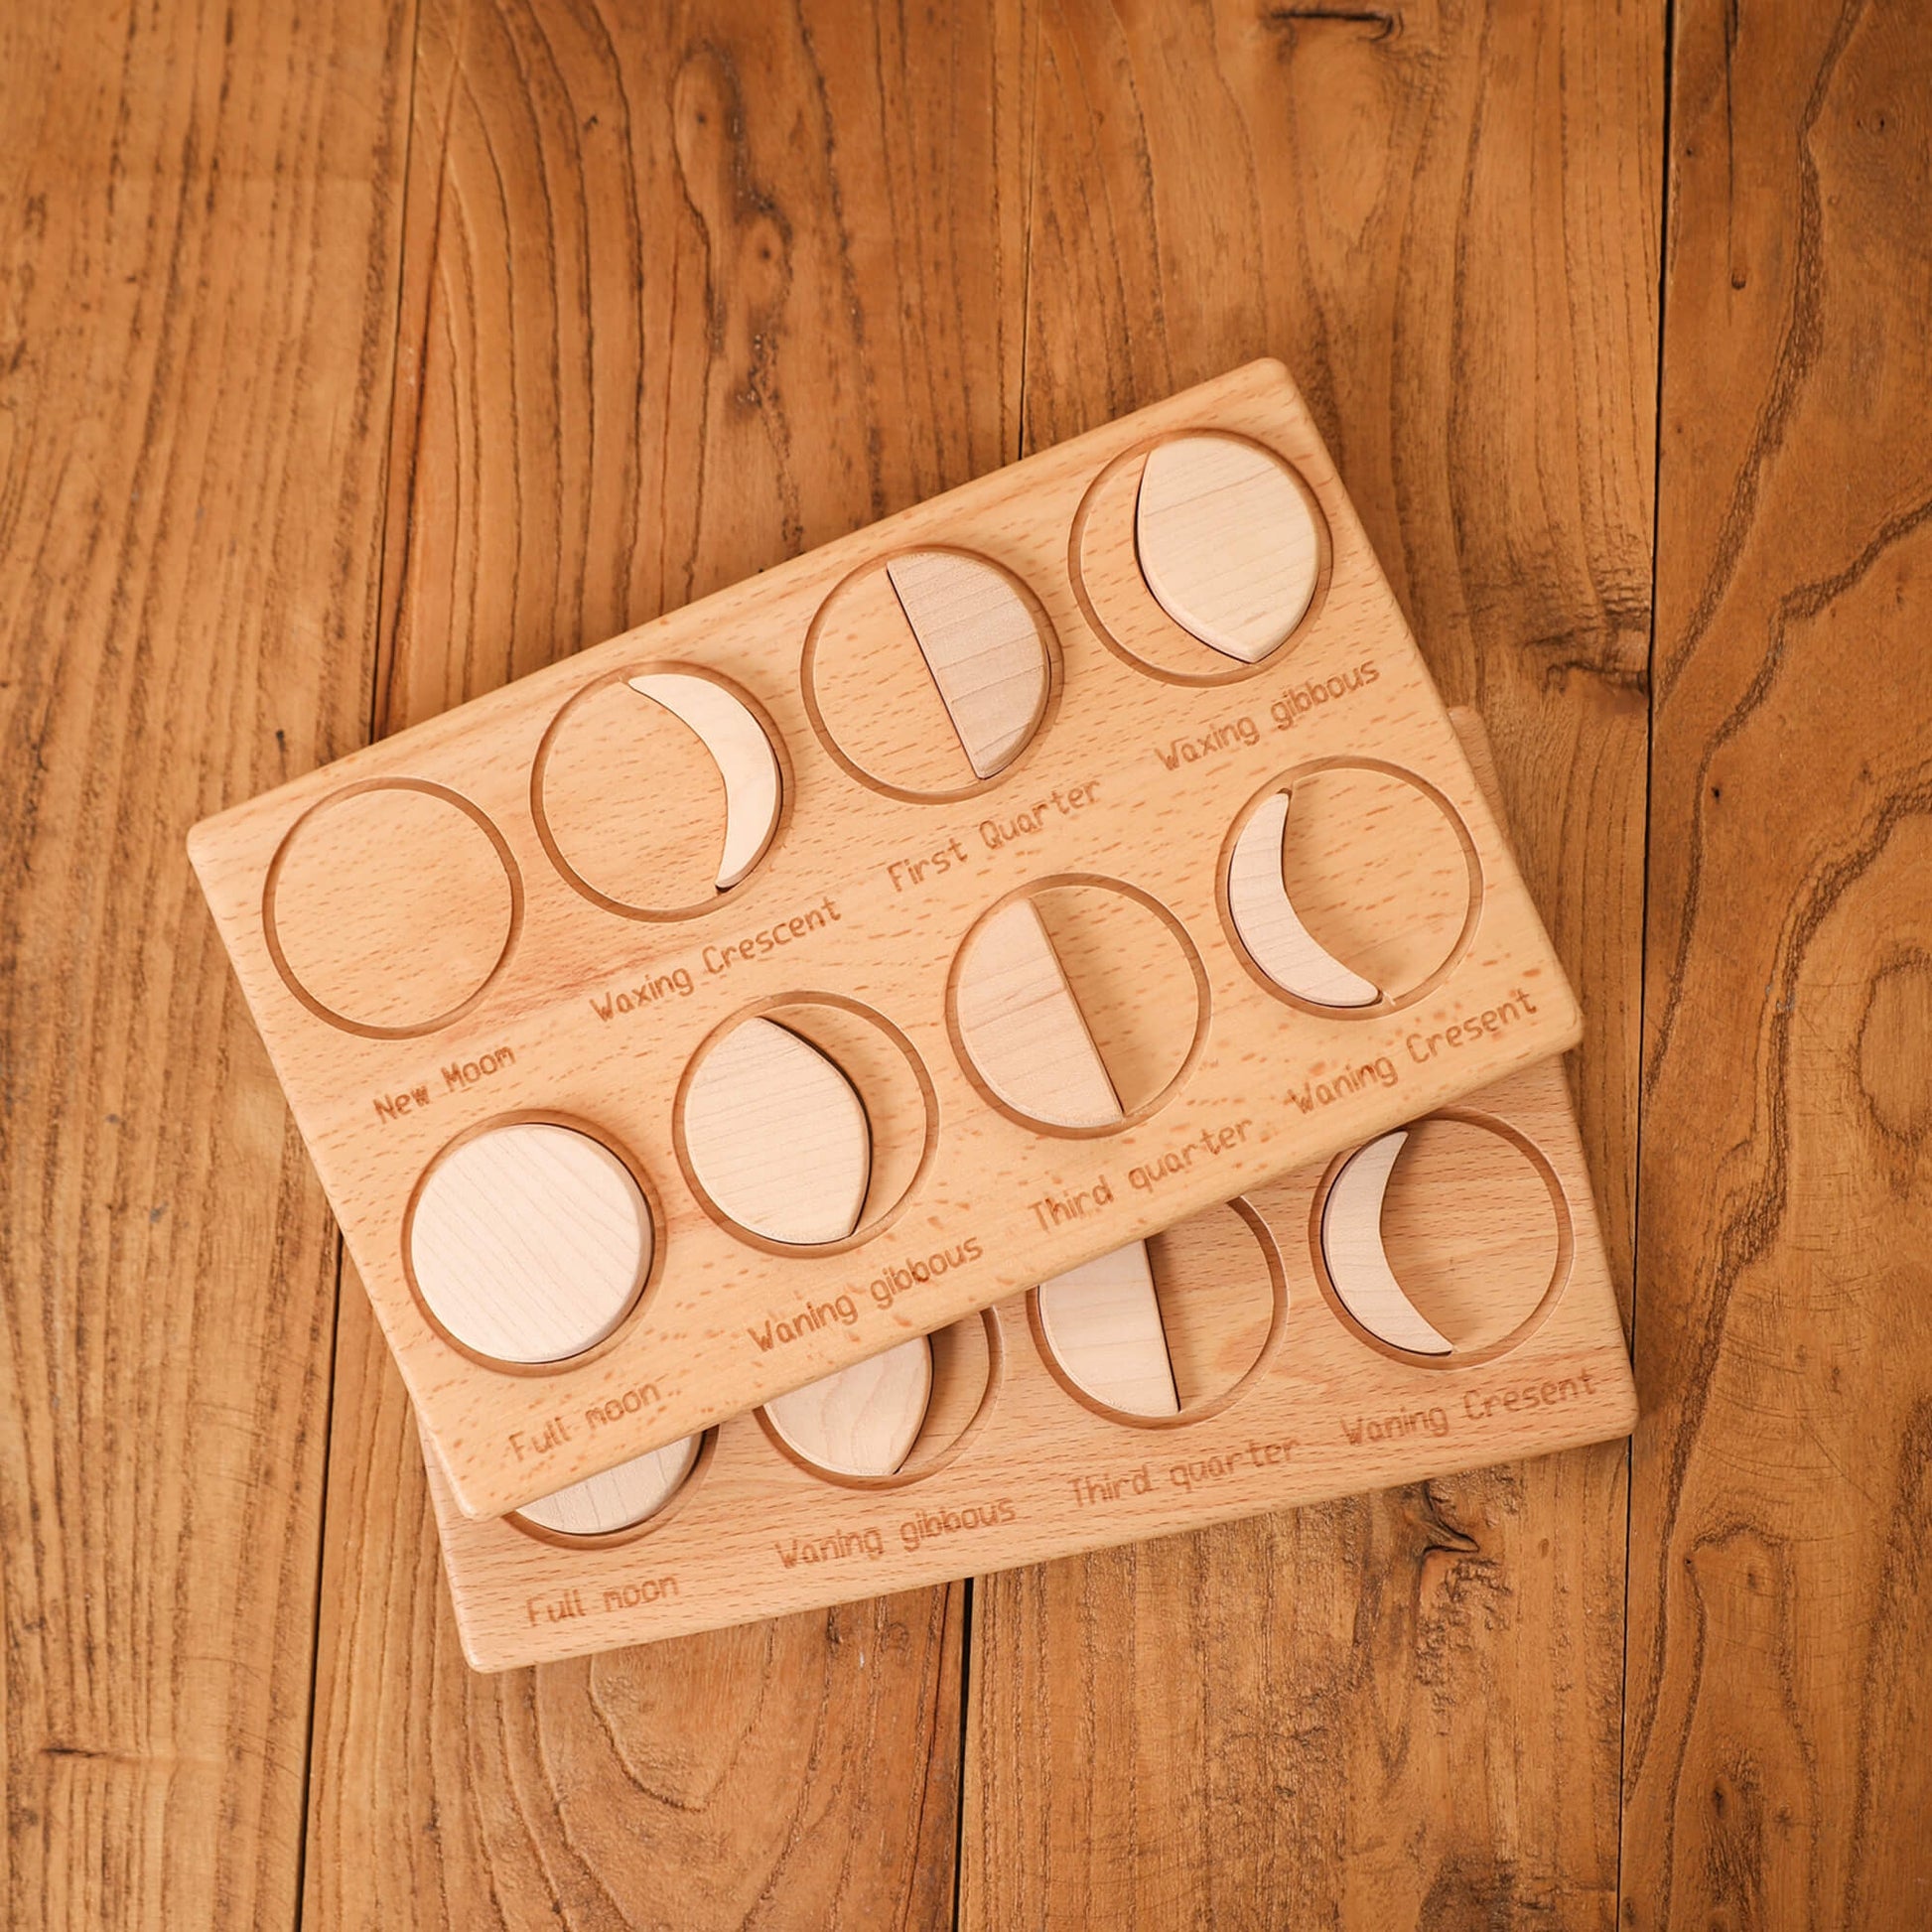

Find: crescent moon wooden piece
<box><xmin>1135</xmin><ymin>434</ymin><xmax>1320</xmax><ymax>662</ymax></box>
<box><xmin>682</xmin><ymin>1018</ymin><xmax>873</xmax><ymax>1245</ymax></box>
<box><xmin>886</xmin><ymin>550</ymin><xmax>1049</xmax><ymax>778</ymax></box>
<box><xmin>409</xmin><ymin>1123</ymin><xmax>653</xmax><ymax>1364</ymax></box>
<box><xmin>1321</xmin><ymin>1129</ymin><xmax>1453</xmax><ymax>1356</ymax></box>
<box><xmin>1227</xmin><ymin>791</ymin><xmax>1380</xmax><ymax>1007</ymax></box>
<box><xmin>952</xmin><ymin>897</ymin><xmax>1123</xmax><ymax>1129</ymax></box>
<box><xmin>516</xmin><ymin>1436</ymin><xmax>701</xmax><ymax>1537</ymax></box>
<box><xmin>627</xmin><ymin>672</ymin><xmax>780</xmax><ymax>890</ymax></box>
<box><xmin>763</xmin><ymin>1337</ymin><xmax>934</xmax><ymax>1477</ymax></box>
<box><xmin>1036</xmin><ymin>1240</ymin><xmax>1179</xmax><ymax>1416</ymax></box>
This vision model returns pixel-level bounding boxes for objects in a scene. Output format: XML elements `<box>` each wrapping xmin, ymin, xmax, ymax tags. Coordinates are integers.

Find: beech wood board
<box><xmin>189</xmin><ymin>361</ymin><xmax>1583</xmax><ymax>1518</ymax></box>
<box><xmin>424</xmin><ymin>1042</ymin><xmax>1633</xmax><ymax>1668</ymax></box>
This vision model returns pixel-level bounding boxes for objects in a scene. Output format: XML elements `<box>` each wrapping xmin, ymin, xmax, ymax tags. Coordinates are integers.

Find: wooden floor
<box><xmin>3</xmin><ymin>1</ymin><xmax>1928</xmax><ymax>1925</ymax></box>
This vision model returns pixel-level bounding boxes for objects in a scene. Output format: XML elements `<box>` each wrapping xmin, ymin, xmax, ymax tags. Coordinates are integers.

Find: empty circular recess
<box><xmin>802</xmin><ymin>549</ymin><xmax>1058</xmax><ymax>799</ymax></box>
<box><xmin>406</xmin><ymin>1119</ymin><xmax>656</xmax><ymax>1366</ymax></box>
<box><xmin>1221</xmin><ymin>759</ymin><xmax>1479</xmax><ymax>1014</ymax></box>
<box><xmin>1030</xmin><ymin>1199</ymin><xmax>1284</xmax><ymax>1426</ymax></box>
<box><xmin>264</xmin><ymin>780</ymin><xmax>518</xmax><ymax>1035</ymax></box>
<box><xmin>1313</xmin><ymin>1114</ymin><xmax>1572</xmax><ymax>1366</ymax></box>
<box><xmin>531</xmin><ymin>665</ymin><xmax>784</xmax><ymax>917</ymax></box>
<box><xmin>1068</xmin><ymin>434</ymin><xmax>1330</xmax><ymax>684</ymax></box>
<box><xmin>948</xmin><ymin>878</ymin><xmax>1207</xmax><ymax>1136</ymax></box>
<box><xmin>675</xmin><ymin>996</ymin><xmax>937</xmax><ymax>1253</ymax></box>
<box><xmin>509</xmin><ymin>1433</ymin><xmax>709</xmax><ymax>1544</ymax></box>
<box><xmin>758</xmin><ymin>1311</ymin><xmax>1001</xmax><ymax>1490</ymax></box>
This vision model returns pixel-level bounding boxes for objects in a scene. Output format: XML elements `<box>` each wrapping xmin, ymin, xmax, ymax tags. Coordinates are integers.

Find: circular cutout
<box><xmin>1030</xmin><ymin>1199</ymin><xmax>1285</xmax><ymax>1426</ymax></box>
<box><xmin>406</xmin><ymin>1119</ymin><xmax>656</xmax><ymax>1365</ymax></box>
<box><xmin>948</xmin><ymin>878</ymin><xmax>1208</xmax><ymax>1136</ymax></box>
<box><xmin>802</xmin><ymin>549</ymin><xmax>1058</xmax><ymax>800</ymax></box>
<box><xmin>510</xmin><ymin>1434</ymin><xmax>707</xmax><ymax>1543</ymax></box>
<box><xmin>675</xmin><ymin>996</ymin><xmax>938</xmax><ymax>1254</ymax></box>
<box><xmin>1312</xmin><ymin>1114</ymin><xmax>1572</xmax><ymax>1366</ymax></box>
<box><xmin>532</xmin><ymin>665</ymin><xmax>784</xmax><ymax>917</ymax></box>
<box><xmin>1069</xmin><ymin>435</ymin><xmax>1331</xmax><ymax>685</ymax></box>
<box><xmin>758</xmin><ymin>1311</ymin><xmax>1001</xmax><ymax>1490</ymax></box>
<box><xmin>1221</xmin><ymin>759</ymin><xmax>1480</xmax><ymax>1014</ymax></box>
<box><xmin>264</xmin><ymin>780</ymin><xmax>518</xmax><ymax>1035</ymax></box>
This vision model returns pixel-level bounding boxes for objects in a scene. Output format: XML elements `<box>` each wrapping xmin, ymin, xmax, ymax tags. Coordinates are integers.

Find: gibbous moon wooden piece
<box><xmin>762</xmin><ymin>1337</ymin><xmax>933</xmax><ymax>1477</ymax></box>
<box><xmin>1135</xmin><ymin>434</ymin><xmax>1320</xmax><ymax>662</ymax></box>
<box><xmin>626</xmin><ymin>672</ymin><xmax>780</xmax><ymax>891</ymax></box>
<box><xmin>1319</xmin><ymin>1129</ymin><xmax>1453</xmax><ymax>1356</ymax></box>
<box><xmin>682</xmin><ymin>1018</ymin><xmax>873</xmax><ymax>1244</ymax></box>
<box><xmin>409</xmin><ymin>1124</ymin><xmax>652</xmax><ymax>1363</ymax></box>
<box><xmin>515</xmin><ymin>1436</ymin><xmax>701</xmax><ymax>1537</ymax></box>
<box><xmin>1227</xmin><ymin>791</ymin><xmax>1380</xmax><ymax>1007</ymax></box>
<box><xmin>1035</xmin><ymin>1242</ymin><xmax>1178</xmax><ymax>1416</ymax></box>
<box><xmin>952</xmin><ymin>898</ymin><xmax>1122</xmax><ymax>1129</ymax></box>
<box><xmin>885</xmin><ymin>550</ymin><xmax>1049</xmax><ymax>777</ymax></box>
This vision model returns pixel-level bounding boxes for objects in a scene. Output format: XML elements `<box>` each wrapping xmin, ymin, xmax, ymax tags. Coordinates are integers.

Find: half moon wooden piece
<box><xmin>953</xmin><ymin>897</ymin><xmax>1123</xmax><ymax>1129</ymax></box>
<box><xmin>886</xmin><ymin>551</ymin><xmax>1048</xmax><ymax>777</ymax></box>
<box><xmin>516</xmin><ymin>1435</ymin><xmax>701</xmax><ymax>1537</ymax></box>
<box><xmin>1036</xmin><ymin>1241</ymin><xmax>1178</xmax><ymax>1417</ymax></box>
<box><xmin>1321</xmin><ymin>1129</ymin><xmax>1453</xmax><ymax>1356</ymax></box>
<box><xmin>1227</xmin><ymin>791</ymin><xmax>1380</xmax><ymax>1007</ymax></box>
<box><xmin>627</xmin><ymin>672</ymin><xmax>780</xmax><ymax>890</ymax></box>
<box><xmin>682</xmin><ymin>1018</ymin><xmax>872</xmax><ymax>1244</ymax></box>
<box><xmin>1135</xmin><ymin>434</ymin><xmax>1320</xmax><ymax>662</ymax></box>
<box><xmin>763</xmin><ymin>1336</ymin><xmax>934</xmax><ymax>1477</ymax></box>
<box><xmin>409</xmin><ymin>1123</ymin><xmax>652</xmax><ymax>1364</ymax></box>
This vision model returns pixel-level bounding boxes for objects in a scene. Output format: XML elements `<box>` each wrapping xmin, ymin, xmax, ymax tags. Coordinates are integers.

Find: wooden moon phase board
<box><xmin>424</xmin><ymin>1038</ymin><xmax>1635</xmax><ymax>1668</ymax></box>
<box><xmin>420</xmin><ymin>710</ymin><xmax>1634</xmax><ymax>1666</ymax></box>
<box><xmin>190</xmin><ymin>362</ymin><xmax>1585</xmax><ymax>1519</ymax></box>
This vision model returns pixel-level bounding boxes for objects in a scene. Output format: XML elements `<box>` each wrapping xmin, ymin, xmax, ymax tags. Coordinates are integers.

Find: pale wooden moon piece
<box><xmin>1321</xmin><ymin>1129</ymin><xmax>1454</xmax><ymax>1356</ymax></box>
<box><xmin>1135</xmin><ymin>433</ymin><xmax>1320</xmax><ymax>662</ymax></box>
<box><xmin>886</xmin><ymin>550</ymin><xmax>1049</xmax><ymax>777</ymax></box>
<box><xmin>762</xmin><ymin>1337</ymin><xmax>934</xmax><ymax>1477</ymax></box>
<box><xmin>1035</xmin><ymin>1240</ymin><xmax>1178</xmax><ymax>1417</ymax></box>
<box><xmin>682</xmin><ymin>1018</ymin><xmax>872</xmax><ymax>1244</ymax></box>
<box><xmin>953</xmin><ymin>897</ymin><xmax>1123</xmax><ymax>1129</ymax></box>
<box><xmin>627</xmin><ymin>672</ymin><xmax>780</xmax><ymax>890</ymax></box>
<box><xmin>515</xmin><ymin>1435</ymin><xmax>701</xmax><ymax>1537</ymax></box>
<box><xmin>410</xmin><ymin>1123</ymin><xmax>653</xmax><ymax>1364</ymax></box>
<box><xmin>1227</xmin><ymin>791</ymin><xmax>1380</xmax><ymax>1007</ymax></box>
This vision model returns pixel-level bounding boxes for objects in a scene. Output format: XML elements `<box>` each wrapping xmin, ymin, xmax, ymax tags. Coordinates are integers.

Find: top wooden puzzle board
<box><xmin>190</xmin><ymin>360</ymin><xmax>1581</xmax><ymax>1518</ymax></box>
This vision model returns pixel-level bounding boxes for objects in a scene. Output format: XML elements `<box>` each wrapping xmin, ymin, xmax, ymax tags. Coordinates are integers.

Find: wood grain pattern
<box><xmin>302</xmin><ymin>0</ymin><xmax>1033</xmax><ymax>1921</ymax></box>
<box><xmin>0</xmin><ymin>0</ymin><xmax>413</xmax><ymax>1925</ymax></box>
<box><xmin>963</xmin><ymin>2</ymin><xmax>1660</xmax><ymax>1924</ymax></box>
<box><xmin>1622</xmin><ymin>4</ymin><xmax>1932</xmax><ymax>1924</ymax></box>
<box><xmin>16</xmin><ymin>0</ymin><xmax>1930</xmax><ymax>1920</ymax></box>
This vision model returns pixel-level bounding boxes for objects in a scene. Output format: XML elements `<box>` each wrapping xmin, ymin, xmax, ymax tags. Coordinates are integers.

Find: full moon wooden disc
<box><xmin>409</xmin><ymin>1123</ymin><xmax>652</xmax><ymax>1363</ymax></box>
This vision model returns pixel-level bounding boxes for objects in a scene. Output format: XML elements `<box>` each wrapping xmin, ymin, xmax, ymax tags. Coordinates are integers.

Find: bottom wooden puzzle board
<box><xmin>424</xmin><ymin>1039</ymin><xmax>1634</xmax><ymax>1669</ymax></box>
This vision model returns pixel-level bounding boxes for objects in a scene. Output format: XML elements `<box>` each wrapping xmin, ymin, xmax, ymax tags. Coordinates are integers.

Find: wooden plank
<box><xmin>963</xmin><ymin>1</ymin><xmax>1661</xmax><ymax>1923</ymax></box>
<box><xmin>301</xmin><ymin>0</ymin><xmax>1032</xmax><ymax>1921</ymax></box>
<box><xmin>0</xmin><ymin>0</ymin><xmax>414</xmax><ymax>1925</ymax></box>
<box><xmin>1621</xmin><ymin>5</ymin><xmax>1932</xmax><ymax>1925</ymax></box>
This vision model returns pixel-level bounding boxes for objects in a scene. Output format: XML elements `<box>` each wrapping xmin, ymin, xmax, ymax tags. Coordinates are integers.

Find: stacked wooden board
<box><xmin>189</xmin><ymin>361</ymin><xmax>1634</xmax><ymax>1663</ymax></box>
